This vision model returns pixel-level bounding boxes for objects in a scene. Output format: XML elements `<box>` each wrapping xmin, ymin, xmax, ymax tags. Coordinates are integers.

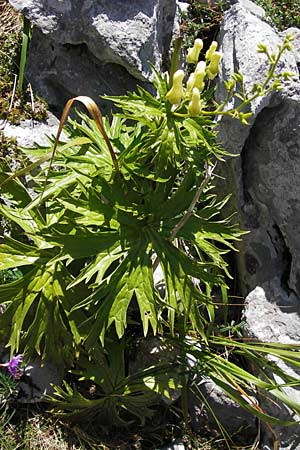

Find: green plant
<box><xmin>254</xmin><ymin>0</ymin><xmax>300</xmax><ymax>30</ymax></box>
<box><xmin>180</xmin><ymin>1</ymin><xmax>228</xmax><ymax>52</ymax></box>
<box><xmin>0</xmin><ymin>371</ymin><xmax>18</xmax><ymax>407</ymax></box>
<box><xmin>0</xmin><ymin>33</ymin><xmax>299</xmax><ymax>445</ymax></box>
<box><xmin>17</xmin><ymin>16</ymin><xmax>31</xmax><ymax>95</ymax></box>
<box><xmin>0</xmin><ymin>2</ymin><xmax>48</xmax><ymax>124</ymax></box>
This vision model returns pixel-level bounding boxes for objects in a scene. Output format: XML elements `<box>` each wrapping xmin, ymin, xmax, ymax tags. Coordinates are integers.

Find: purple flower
<box><xmin>0</xmin><ymin>354</ymin><xmax>24</xmax><ymax>379</ymax></box>
<box><xmin>8</xmin><ymin>354</ymin><xmax>23</xmax><ymax>378</ymax></box>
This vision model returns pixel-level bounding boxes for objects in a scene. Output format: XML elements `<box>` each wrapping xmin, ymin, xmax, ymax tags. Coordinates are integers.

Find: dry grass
<box><xmin>0</xmin><ymin>0</ymin><xmax>22</xmax><ymax>37</ymax></box>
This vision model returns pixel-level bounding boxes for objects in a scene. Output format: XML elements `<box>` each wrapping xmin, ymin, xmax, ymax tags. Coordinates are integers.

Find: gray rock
<box><xmin>188</xmin><ymin>379</ymin><xmax>257</xmax><ymax>445</ymax></box>
<box><xmin>158</xmin><ymin>441</ymin><xmax>185</xmax><ymax>450</ymax></box>
<box><xmin>8</xmin><ymin>0</ymin><xmax>177</xmax><ymax>114</ymax></box>
<box><xmin>238</xmin><ymin>93</ymin><xmax>300</xmax><ymax>297</ymax></box>
<box><xmin>215</xmin><ymin>1</ymin><xmax>300</xmax><ymax>448</ymax></box>
<box><xmin>18</xmin><ymin>358</ymin><xmax>62</xmax><ymax>403</ymax></box>
<box><xmin>215</xmin><ymin>1</ymin><xmax>300</xmax><ymax>298</ymax></box>
<box><xmin>225</xmin><ymin>0</ymin><xmax>265</xmax><ymax>18</ymax></box>
<box><xmin>216</xmin><ymin>0</ymin><xmax>298</xmax><ymax>156</ymax></box>
<box><xmin>281</xmin><ymin>28</ymin><xmax>300</xmax><ymax>66</ymax></box>
<box><xmin>2</xmin><ymin>112</ymin><xmax>60</xmax><ymax>148</ymax></box>
<box><xmin>243</xmin><ymin>287</ymin><xmax>300</xmax><ymax>449</ymax></box>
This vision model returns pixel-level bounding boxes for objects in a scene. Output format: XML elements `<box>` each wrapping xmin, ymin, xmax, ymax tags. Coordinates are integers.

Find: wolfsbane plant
<box><xmin>0</xmin><ymin>34</ymin><xmax>299</xmax><ymax>434</ymax></box>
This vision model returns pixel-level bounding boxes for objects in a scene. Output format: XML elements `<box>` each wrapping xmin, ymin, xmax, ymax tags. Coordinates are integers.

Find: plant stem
<box><xmin>17</xmin><ymin>16</ymin><xmax>30</xmax><ymax>95</ymax></box>
<box><xmin>170</xmin><ymin>163</ymin><xmax>216</xmax><ymax>241</ymax></box>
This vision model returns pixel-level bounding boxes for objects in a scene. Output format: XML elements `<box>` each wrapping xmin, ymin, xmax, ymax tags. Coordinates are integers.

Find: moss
<box><xmin>180</xmin><ymin>1</ymin><xmax>228</xmax><ymax>52</ymax></box>
<box><xmin>253</xmin><ymin>0</ymin><xmax>300</xmax><ymax>30</ymax></box>
<box><xmin>0</xmin><ymin>130</ymin><xmax>29</xmax><ymax>170</ymax></box>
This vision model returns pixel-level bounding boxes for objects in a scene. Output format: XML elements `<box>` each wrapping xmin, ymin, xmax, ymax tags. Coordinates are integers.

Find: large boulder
<box><xmin>243</xmin><ymin>287</ymin><xmax>300</xmax><ymax>450</ymax></box>
<box><xmin>216</xmin><ymin>0</ymin><xmax>300</xmax><ymax>300</ymax></box>
<box><xmin>216</xmin><ymin>1</ymin><xmax>300</xmax><ymax>448</ymax></box>
<box><xmin>8</xmin><ymin>0</ymin><xmax>177</xmax><ymax>114</ymax></box>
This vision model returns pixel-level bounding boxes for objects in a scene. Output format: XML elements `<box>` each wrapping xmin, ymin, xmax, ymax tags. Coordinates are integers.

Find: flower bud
<box><xmin>206</xmin><ymin>51</ymin><xmax>222</xmax><ymax>80</ymax></box>
<box><xmin>194</xmin><ymin>61</ymin><xmax>206</xmax><ymax>92</ymax></box>
<box><xmin>186</xmin><ymin>61</ymin><xmax>206</xmax><ymax>94</ymax></box>
<box><xmin>166</xmin><ymin>69</ymin><xmax>185</xmax><ymax>104</ymax></box>
<box><xmin>205</xmin><ymin>41</ymin><xmax>218</xmax><ymax>61</ymax></box>
<box><xmin>188</xmin><ymin>87</ymin><xmax>202</xmax><ymax>116</ymax></box>
<box><xmin>186</xmin><ymin>39</ymin><xmax>203</xmax><ymax>64</ymax></box>
<box><xmin>186</xmin><ymin>72</ymin><xmax>196</xmax><ymax>93</ymax></box>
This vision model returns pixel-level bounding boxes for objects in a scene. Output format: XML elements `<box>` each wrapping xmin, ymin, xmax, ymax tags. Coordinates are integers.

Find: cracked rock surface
<box><xmin>8</xmin><ymin>0</ymin><xmax>177</xmax><ymax>114</ymax></box>
<box><xmin>216</xmin><ymin>1</ymin><xmax>300</xmax><ymax>448</ymax></box>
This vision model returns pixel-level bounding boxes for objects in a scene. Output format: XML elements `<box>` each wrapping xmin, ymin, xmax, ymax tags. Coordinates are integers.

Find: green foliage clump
<box><xmin>0</xmin><ymin>32</ymin><xmax>299</xmax><ymax>446</ymax></box>
<box><xmin>254</xmin><ymin>0</ymin><xmax>300</xmax><ymax>30</ymax></box>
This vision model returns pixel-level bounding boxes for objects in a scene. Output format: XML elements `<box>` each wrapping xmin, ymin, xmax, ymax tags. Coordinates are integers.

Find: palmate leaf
<box><xmin>0</xmin><ymin>266</ymin><xmax>53</xmax><ymax>356</ymax></box>
<box><xmin>77</xmin><ymin>238</ymin><xmax>157</xmax><ymax>347</ymax></box>
<box><xmin>50</xmin><ymin>338</ymin><xmax>177</xmax><ymax>425</ymax></box>
<box><xmin>0</xmin><ymin>240</ymin><xmax>88</xmax><ymax>363</ymax></box>
<box><xmin>0</xmin><ymin>237</ymin><xmax>44</xmax><ymax>271</ymax></box>
<box><xmin>41</xmin><ymin>230</ymin><xmax>119</xmax><ymax>260</ymax></box>
<box><xmin>103</xmin><ymin>87</ymin><xmax>164</xmax><ymax>126</ymax></box>
<box><xmin>148</xmin><ymin>229</ymin><xmax>223</xmax><ymax>335</ymax></box>
<box><xmin>67</xmin><ymin>246</ymin><xmax>122</xmax><ymax>289</ymax></box>
<box><xmin>50</xmin><ymin>377</ymin><xmax>157</xmax><ymax>425</ymax></box>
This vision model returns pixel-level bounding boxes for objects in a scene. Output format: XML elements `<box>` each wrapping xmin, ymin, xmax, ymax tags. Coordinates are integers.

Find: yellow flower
<box><xmin>166</xmin><ymin>70</ymin><xmax>185</xmax><ymax>104</ymax></box>
<box><xmin>188</xmin><ymin>87</ymin><xmax>202</xmax><ymax>116</ymax></box>
<box><xmin>186</xmin><ymin>72</ymin><xmax>196</xmax><ymax>93</ymax></box>
<box><xmin>206</xmin><ymin>51</ymin><xmax>222</xmax><ymax>80</ymax></box>
<box><xmin>186</xmin><ymin>61</ymin><xmax>206</xmax><ymax>94</ymax></box>
<box><xmin>194</xmin><ymin>61</ymin><xmax>206</xmax><ymax>92</ymax></box>
<box><xmin>205</xmin><ymin>41</ymin><xmax>218</xmax><ymax>62</ymax></box>
<box><xmin>186</xmin><ymin>39</ymin><xmax>203</xmax><ymax>64</ymax></box>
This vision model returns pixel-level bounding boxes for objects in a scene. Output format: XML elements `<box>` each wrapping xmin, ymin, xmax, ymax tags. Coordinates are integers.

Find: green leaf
<box><xmin>41</xmin><ymin>230</ymin><xmax>119</xmax><ymax>259</ymax></box>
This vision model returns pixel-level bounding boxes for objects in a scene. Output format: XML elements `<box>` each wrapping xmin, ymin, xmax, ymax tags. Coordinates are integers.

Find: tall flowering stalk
<box><xmin>165</xmin><ymin>35</ymin><xmax>294</xmax><ymax>124</ymax></box>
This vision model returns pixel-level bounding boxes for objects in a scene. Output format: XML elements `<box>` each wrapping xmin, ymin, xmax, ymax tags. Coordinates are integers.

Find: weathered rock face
<box><xmin>216</xmin><ymin>0</ymin><xmax>300</xmax><ymax>299</ymax></box>
<box><xmin>216</xmin><ymin>1</ymin><xmax>300</xmax><ymax>448</ymax></box>
<box><xmin>243</xmin><ymin>287</ymin><xmax>300</xmax><ymax>450</ymax></box>
<box><xmin>8</xmin><ymin>0</ymin><xmax>177</xmax><ymax>114</ymax></box>
<box><xmin>3</xmin><ymin>112</ymin><xmax>60</xmax><ymax>147</ymax></box>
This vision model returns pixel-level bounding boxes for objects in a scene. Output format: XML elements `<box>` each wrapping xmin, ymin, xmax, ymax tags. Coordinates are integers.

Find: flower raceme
<box><xmin>166</xmin><ymin>39</ymin><xmax>222</xmax><ymax>115</ymax></box>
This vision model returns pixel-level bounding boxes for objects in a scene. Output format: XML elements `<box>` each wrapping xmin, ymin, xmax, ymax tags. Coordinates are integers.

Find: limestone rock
<box><xmin>216</xmin><ymin>0</ymin><xmax>298</xmax><ymax>156</ymax></box>
<box><xmin>243</xmin><ymin>287</ymin><xmax>300</xmax><ymax>450</ymax></box>
<box><xmin>8</xmin><ymin>0</ymin><xmax>177</xmax><ymax>114</ymax></box>
<box><xmin>215</xmin><ymin>0</ymin><xmax>300</xmax><ymax>296</ymax></box>
<box><xmin>2</xmin><ymin>112</ymin><xmax>60</xmax><ymax>148</ymax></box>
<box><xmin>215</xmin><ymin>1</ymin><xmax>300</xmax><ymax>448</ymax></box>
<box><xmin>188</xmin><ymin>379</ymin><xmax>257</xmax><ymax>446</ymax></box>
